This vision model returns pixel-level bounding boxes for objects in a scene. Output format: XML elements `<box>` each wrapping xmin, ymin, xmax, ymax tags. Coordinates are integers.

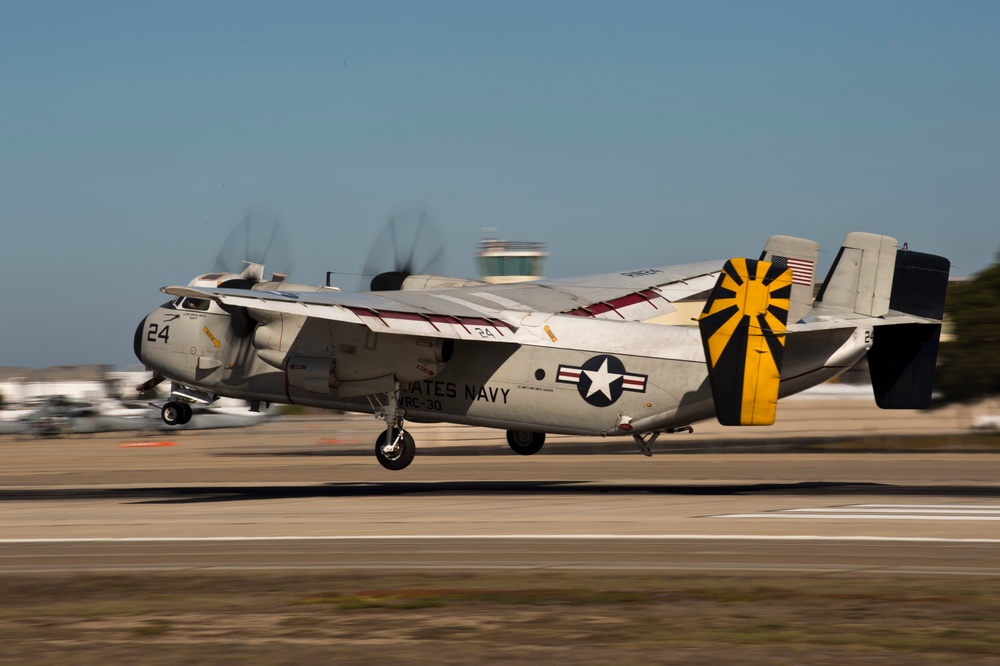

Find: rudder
<box><xmin>698</xmin><ymin>258</ymin><xmax>792</xmax><ymax>426</ymax></box>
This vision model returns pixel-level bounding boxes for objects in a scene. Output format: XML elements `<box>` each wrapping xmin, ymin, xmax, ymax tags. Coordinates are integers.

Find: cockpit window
<box><xmin>181</xmin><ymin>298</ymin><xmax>211</xmax><ymax>311</ymax></box>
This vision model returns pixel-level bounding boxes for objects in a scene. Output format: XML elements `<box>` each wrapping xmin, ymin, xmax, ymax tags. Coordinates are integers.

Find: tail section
<box><xmin>806</xmin><ymin>232</ymin><xmax>950</xmax><ymax>409</ymax></box>
<box><xmin>702</xmin><ymin>234</ymin><xmax>949</xmax><ymax>417</ymax></box>
<box><xmin>698</xmin><ymin>258</ymin><xmax>792</xmax><ymax>425</ymax></box>
<box><xmin>760</xmin><ymin>235</ymin><xmax>819</xmax><ymax>323</ymax></box>
<box><xmin>812</xmin><ymin>232</ymin><xmax>898</xmax><ymax>317</ymax></box>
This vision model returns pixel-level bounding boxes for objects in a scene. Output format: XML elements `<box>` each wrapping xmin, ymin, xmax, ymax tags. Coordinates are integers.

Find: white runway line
<box><xmin>722</xmin><ymin>514</ymin><xmax>1000</xmax><ymax>520</ymax></box>
<box><xmin>788</xmin><ymin>507</ymin><xmax>1000</xmax><ymax>515</ymax></box>
<box><xmin>854</xmin><ymin>504</ymin><xmax>1000</xmax><ymax>510</ymax></box>
<box><xmin>4</xmin><ymin>534</ymin><xmax>1000</xmax><ymax>544</ymax></box>
<box><xmin>718</xmin><ymin>503</ymin><xmax>1000</xmax><ymax>521</ymax></box>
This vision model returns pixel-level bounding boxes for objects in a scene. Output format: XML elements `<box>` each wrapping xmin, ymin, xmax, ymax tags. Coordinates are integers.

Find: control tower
<box><xmin>476</xmin><ymin>230</ymin><xmax>548</xmax><ymax>284</ymax></box>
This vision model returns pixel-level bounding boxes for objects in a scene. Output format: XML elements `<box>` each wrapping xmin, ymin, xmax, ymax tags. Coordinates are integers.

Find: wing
<box><xmin>474</xmin><ymin>259</ymin><xmax>724</xmax><ymax>320</ymax></box>
<box><xmin>164</xmin><ymin>284</ymin><xmax>523</xmax><ymax>341</ymax></box>
<box><xmin>164</xmin><ymin>258</ymin><xmax>724</xmax><ymax>343</ymax></box>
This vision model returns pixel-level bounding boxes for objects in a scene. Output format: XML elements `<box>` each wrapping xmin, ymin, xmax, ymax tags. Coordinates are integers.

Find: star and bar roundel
<box><xmin>556</xmin><ymin>354</ymin><xmax>648</xmax><ymax>407</ymax></box>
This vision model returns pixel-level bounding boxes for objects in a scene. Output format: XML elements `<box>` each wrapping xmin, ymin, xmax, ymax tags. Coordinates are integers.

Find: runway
<box><xmin>2</xmin><ymin>415</ymin><xmax>1000</xmax><ymax>576</ymax></box>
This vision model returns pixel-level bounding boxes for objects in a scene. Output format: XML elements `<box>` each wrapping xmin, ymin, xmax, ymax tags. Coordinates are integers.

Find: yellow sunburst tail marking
<box><xmin>203</xmin><ymin>327</ymin><xmax>221</xmax><ymax>348</ymax></box>
<box><xmin>697</xmin><ymin>258</ymin><xmax>792</xmax><ymax>425</ymax></box>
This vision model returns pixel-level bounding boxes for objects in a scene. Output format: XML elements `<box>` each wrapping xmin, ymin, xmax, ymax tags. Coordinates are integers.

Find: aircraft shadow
<box><xmin>1</xmin><ymin>480</ymin><xmax>999</xmax><ymax>504</ymax></box>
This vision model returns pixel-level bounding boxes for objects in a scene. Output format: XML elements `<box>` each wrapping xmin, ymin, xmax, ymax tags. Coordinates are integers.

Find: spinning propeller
<box><xmin>211</xmin><ymin>203</ymin><xmax>293</xmax><ymax>280</ymax></box>
<box><xmin>358</xmin><ymin>202</ymin><xmax>447</xmax><ymax>291</ymax></box>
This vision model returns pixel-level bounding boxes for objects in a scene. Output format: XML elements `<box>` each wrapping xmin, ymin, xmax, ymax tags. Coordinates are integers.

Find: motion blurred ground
<box><xmin>3</xmin><ymin>393</ymin><xmax>1000</xmax><ymax>664</ymax></box>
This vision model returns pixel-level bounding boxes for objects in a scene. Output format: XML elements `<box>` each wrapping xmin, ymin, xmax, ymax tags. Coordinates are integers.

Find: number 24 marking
<box><xmin>147</xmin><ymin>323</ymin><xmax>170</xmax><ymax>343</ymax></box>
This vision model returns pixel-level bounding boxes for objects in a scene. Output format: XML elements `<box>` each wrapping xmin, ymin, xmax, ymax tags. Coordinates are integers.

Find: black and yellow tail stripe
<box><xmin>698</xmin><ymin>258</ymin><xmax>792</xmax><ymax>425</ymax></box>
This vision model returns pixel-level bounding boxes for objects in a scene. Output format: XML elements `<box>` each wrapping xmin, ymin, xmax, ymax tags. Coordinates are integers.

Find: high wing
<box><xmin>163</xmin><ymin>259</ymin><xmax>725</xmax><ymax>343</ymax></box>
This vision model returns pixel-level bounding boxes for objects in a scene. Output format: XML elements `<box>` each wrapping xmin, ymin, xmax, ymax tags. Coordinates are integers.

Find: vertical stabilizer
<box><xmin>888</xmin><ymin>249</ymin><xmax>950</xmax><ymax>320</ymax></box>
<box><xmin>867</xmin><ymin>248</ymin><xmax>951</xmax><ymax>409</ymax></box>
<box><xmin>813</xmin><ymin>232</ymin><xmax>897</xmax><ymax>317</ymax></box>
<box><xmin>760</xmin><ymin>235</ymin><xmax>819</xmax><ymax>323</ymax></box>
<box><xmin>698</xmin><ymin>258</ymin><xmax>792</xmax><ymax>426</ymax></box>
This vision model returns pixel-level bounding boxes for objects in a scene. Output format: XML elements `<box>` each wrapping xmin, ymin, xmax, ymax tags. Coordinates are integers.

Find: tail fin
<box><xmin>812</xmin><ymin>232</ymin><xmax>897</xmax><ymax>317</ymax></box>
<box><xmin>760</xmin><ymin>235</ymin><xmax>819</xmax><ymax>323</ymax></box>
<box><xmin>887</xmin><ymin>248</ymin><xmax>950</xmax><ymax>320</ymax></box>
<box><xmin>867</xmin><ymin>248</ymin><xmax>950</xmax><ymax>409</ymax></box>
<box><xmin>698</xmin><ymin>258</ymin><xmax>792</xmax><ymax>425</ymax></box>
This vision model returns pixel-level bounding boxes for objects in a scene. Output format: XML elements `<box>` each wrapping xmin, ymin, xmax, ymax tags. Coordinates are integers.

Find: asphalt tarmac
<box><xmin>2</xmin><ymin>408</ymin><xmax>1000</xmax><ymax>576</ymax></box>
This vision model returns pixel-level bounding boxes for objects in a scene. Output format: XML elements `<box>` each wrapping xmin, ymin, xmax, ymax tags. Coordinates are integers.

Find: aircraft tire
<box><xmin>161</xmin><ymin>402</ymin><xmax>184</xmax><ymax>426</ymax></box>
<box><xmin>178</xmin><ymin>402</ymin><xmax>193</xmax><ymax>425</ymax></box>
<box><xmin>375</xmin><ymin>428</ymin><xmax>416</xmax><ymax>471</ymax></box>
<box><xmin>506</xmin><ymin>430</ymin><xmax>545</xmax><ymax>456</ymax></box>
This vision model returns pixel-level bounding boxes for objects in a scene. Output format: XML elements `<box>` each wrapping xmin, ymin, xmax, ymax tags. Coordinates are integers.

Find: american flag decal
<box><xmin>770</xmin><ymin>255</ymin><xmax>814</xmax><ymax>287</ymax></box>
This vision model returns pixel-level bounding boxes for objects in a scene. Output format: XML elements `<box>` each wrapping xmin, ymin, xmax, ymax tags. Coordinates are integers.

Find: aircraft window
<box><xmin>182</xmin><ymin>298</ymin><xmax>211</xmax><ymax>311</ymax></box>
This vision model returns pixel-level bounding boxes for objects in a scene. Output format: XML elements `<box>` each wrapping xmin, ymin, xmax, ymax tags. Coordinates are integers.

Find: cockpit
<box><xmin>165</xmin><ymin>271</ymin><xmax>256</xmax><ymax>315</ymax></box>
<box><xmin>168</xmin><ymin>295</ymin><xmax>230</xmax><ymax>315</ymax></box>
<box><xmin>178</xmin><ymin>297</ymin><xmax>211</xmax><ymax>311</ymax></box>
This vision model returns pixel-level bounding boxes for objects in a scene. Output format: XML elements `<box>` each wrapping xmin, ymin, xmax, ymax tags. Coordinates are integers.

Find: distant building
<box><xmin>0</xmin><ymin>366</ymin><xmax>151</xmax><ymax>405</ymax></box>
<box><xmin>476</xmin><ymin>231</ymin><xmax>548</xmax><ymax>284</ymax></box>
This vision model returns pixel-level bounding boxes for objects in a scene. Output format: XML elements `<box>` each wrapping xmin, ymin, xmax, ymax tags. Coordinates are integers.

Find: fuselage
<box><xmin>135</xmin><ymin>295</ymin><xmax>872</xmax><ymax>436</ymax></box>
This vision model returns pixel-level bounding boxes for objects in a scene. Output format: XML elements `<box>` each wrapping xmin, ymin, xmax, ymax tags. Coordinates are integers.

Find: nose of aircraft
<box><xmin>134</xmin><ymin>315</ymin><xmax>147</xmax><ymax>364</ymax></box>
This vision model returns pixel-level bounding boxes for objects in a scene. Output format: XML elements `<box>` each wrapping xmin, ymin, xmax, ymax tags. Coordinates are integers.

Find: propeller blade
<box><xmin>211</xmin><ymin>204</ymin><xmax>293</xmax><ymax>278</ymax></box>
<box><xmin>356</xmin><ymin>202</ymin><xmax>447</xmax><ymax>291</ymax></box>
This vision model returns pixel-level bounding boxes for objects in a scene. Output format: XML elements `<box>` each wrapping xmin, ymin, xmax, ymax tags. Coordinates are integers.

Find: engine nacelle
<box><xmin>286</xmin><ymin>356</ymin><xmax>334</xmax><ymax>394</ymax></box>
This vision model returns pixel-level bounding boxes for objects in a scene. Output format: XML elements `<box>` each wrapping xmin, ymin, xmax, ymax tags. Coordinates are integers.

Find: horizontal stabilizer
<box><xmin>698</xmin><ymin>258</ymin><xmax>792</xmax><ymax>426</ymax></box>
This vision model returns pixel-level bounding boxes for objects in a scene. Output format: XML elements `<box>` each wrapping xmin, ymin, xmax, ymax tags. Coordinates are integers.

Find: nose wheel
<box><xmin>375</xmin><ymin>427</ymin><xmax>416</xmax><ymax>470</ymax></box>
<box><xmin>160</xmin><ymin>401</ymin><xmax>193</xmax><ymax>426</ymax></box>
<box><xmin>372</xmin><ymin>380</ymin><xmax>416</xmax><ymax>470</ymax></box>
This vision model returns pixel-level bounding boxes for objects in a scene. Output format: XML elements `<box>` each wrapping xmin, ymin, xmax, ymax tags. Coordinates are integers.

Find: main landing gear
<box><xmin>372</xmin><ymin>382</ymin><xmax>416</xmax><ymax>471</ymax></box>
<box><xmin>506</xmin><ymin>430</ymin><xmax>545</xmax><ymax>455</ymax></box>
<box><xmin>160</xmin><ymin>401</ymin><xmax>193</xmax><ymax>426</ymax></box>
<box><xmin>375</xmin><ymin>427</ymin><xmax>416</xmax><ymax>471</ymax></box>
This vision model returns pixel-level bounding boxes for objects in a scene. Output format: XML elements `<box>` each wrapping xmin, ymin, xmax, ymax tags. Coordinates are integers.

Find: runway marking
<box><xmin>2</xmin><ymin>564</ymin><xmax>1000</xmax><ymax>577</ymax></box>
<box><xmin>788</xmin><ymin>507</ymin><xmax>1000</xmax><ymax>515</ymax></box>
<box><xmin>118</xmin><ymin>441</ymin><xmax>176</xmax><ymax>448</ymax></box>
<box><xmin>717</xmin><ymin>503</ymin><xmax>1000</xmax><ymax>521</ymax></box>
<box><xmin>3</xmin><ymin>534</ymin><xmax>1000</xmax><ymax>544</ymax></box>
<box><xmin>855</xmin><ymin>504</ymin><xmax>1000</xmax><ymax>510</ymax></box>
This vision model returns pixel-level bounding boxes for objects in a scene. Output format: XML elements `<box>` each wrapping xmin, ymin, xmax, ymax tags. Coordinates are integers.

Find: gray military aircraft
<box><xmin>135</xmin><ymin>231</ymin><xmax>949</xmax><ymax>470</ymax></box>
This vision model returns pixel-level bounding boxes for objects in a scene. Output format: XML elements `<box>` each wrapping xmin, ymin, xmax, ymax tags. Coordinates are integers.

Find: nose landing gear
<box><xmin>375</xmin><ymin>427</ymin><xmax>416</xmax><ymax>470</ymax></box>
<box><xmin>372</xmin><ymin>381</ymin><xmax>416</xmax><ymax>471</ymax></box>
<box><xmin>160</xmin><ymin>401</ymin><xmax>193</xmax><ymax>426</ymax></box>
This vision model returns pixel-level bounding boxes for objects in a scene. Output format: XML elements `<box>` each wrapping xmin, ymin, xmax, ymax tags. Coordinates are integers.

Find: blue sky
<box><xmin>2</xmin><ymin>1</ymin><xmax>998</xmax><ymax>368</ymax></box>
